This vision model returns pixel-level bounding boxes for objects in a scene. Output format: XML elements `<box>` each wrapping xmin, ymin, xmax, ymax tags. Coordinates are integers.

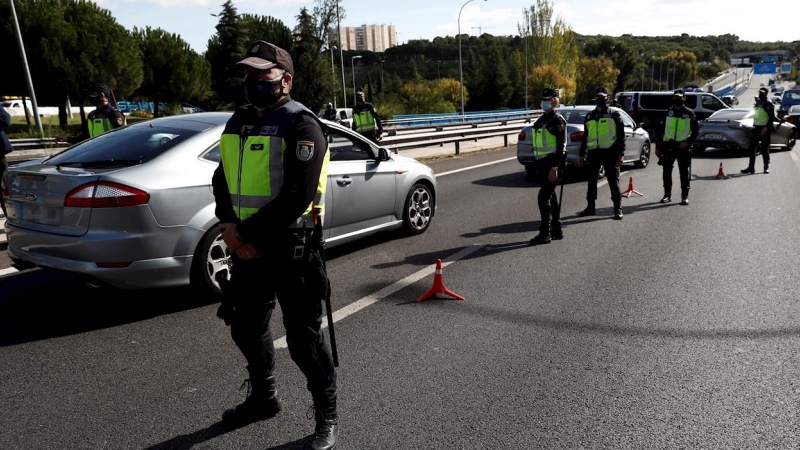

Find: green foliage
<box><xmin>578</xmin><ymin>56</ymin><xmax>620</xmax><ymax>103</ymax></box>
<box><xmin>205</xmin><ymin>0</ymin><xmax>249</xmax><ymax>109</ymax></box>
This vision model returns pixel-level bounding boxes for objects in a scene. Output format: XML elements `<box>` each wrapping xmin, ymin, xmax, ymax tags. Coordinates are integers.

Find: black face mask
<box><xmin>596</xmin><ymin>98</ymin><xmax>607</xmax><ymax>107</ymax></box>
<box><xmin>758</xmin><ymin>93</ymin><xmax>767</xmax><ymax>101</ymax></box>
<box><xmin>87</xmin><ymin>95</ymin><xmax>101</xmax><ymax>105</ymax></box>
<box><xmin>244</xmin><ymin>74</ymin><xmax>284</xmax><ymax>109</ymax></box>
<box><xmin>674</xmin><ymin>99</ymin><xmax>684</xmax><ymax>107</ymax></box>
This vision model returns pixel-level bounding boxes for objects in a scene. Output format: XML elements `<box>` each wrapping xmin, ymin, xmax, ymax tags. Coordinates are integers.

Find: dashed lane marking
<box><xmin>273</xmin><ymin>243</ymin><xmax>487</xmax><ymax>349</ymax></box>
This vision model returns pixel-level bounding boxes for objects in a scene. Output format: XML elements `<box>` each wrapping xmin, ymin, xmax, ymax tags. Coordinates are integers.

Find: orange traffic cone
<box><xmin>713</xmin><ymin>162</ymin><xmax>729</xmax><ymax>179</ymax></box>
<box><xmin>620</xmin><ymin>176</ymin><xmax>643</xmax><ymax>198</ymax></box>
<box><xmin>416</xmin><ymin>259</ymin><xmax>465</xmax><ymax>303</ymax></box>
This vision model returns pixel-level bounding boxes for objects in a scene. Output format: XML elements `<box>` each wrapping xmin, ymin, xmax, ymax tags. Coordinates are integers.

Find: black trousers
<box><xmin>747</xmin><ymin>127</ymin><xmax>771</xmax><ymax>169</ymax></box>
<box><xmin>536</xmin><ymin>160</ymin><xmax>560</xmax><ymax>226</ymax></box>
<box><xmin>0</xmin><ymin>156</ymin><xmax>8</xmax><ymax>217</ymax></box>
<box><xmin>661</xmin><ymin>144</ymin><xmax>691</xmax><ymax>197</ymax></box>
<box><xmin>585</xmin><ymin>149</ymin><xmax>621</xmax><ymax>207</ymax></box>
<box><xmin>228</xmin><ymin>244</ymin><xmax>337</xmax><ymax>404</ymax></box>
<box><xmin>358</xmin><ymin>130</ymin><xmax>380</xmax><ymax>143</ymax></box>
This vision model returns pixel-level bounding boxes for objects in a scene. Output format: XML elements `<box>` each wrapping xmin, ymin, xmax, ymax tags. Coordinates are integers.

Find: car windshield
<box><xmin>560</xmin><ymin>109</ymin><xmax>590</xmax><ymax>124</ymax></box>
<box><xmin>789</xmin><ymin>105</ymin><xmax>800</xmax><ymax>114</ymax></box>
<box><xmin>0</xmin><ymin>101</ymin><xmax>11</xmax><ymax>107</ymax></box>
<box><xmin>709</xmin><ymin>110</ymin><xmax>752</xmax><ymax>120</ymax></box>
<box><xmin>783</xmin><ymin>91</ymin><xmax>800</xmax><ymax>101</ymax></box>
<box><xmin>46</xmin><ymin>124</ymin><xmax>200</xmax><ymax>166</ymax></box>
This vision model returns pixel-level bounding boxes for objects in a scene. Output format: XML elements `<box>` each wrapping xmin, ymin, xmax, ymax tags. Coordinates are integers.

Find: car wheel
<box><xmin>403</xmin><ymin>183</ymin><xmax>434</xmax><ymax>235</ymax></box>
<box><xmin>787</xmin><ymin>129</ymin><xmax>796</xmax><ymax>150</ymax></box>
<box><xmin>190</xmin><ymin>224</ymin><xmax>231</xmax><ymax>295</ymax></box>
<box><xmin>634</xmin><ymin>142</ymin><xmax>650</xmax><ymax>168</ymax></box>
<box><xmin>525</xmin><ymin>164</ymin><xmax>536</xmax><ymax>176</ymax></box>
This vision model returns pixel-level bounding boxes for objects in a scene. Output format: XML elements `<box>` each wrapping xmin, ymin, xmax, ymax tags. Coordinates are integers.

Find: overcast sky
<box><xmin>92</xmin><ymin>0</ymin><xmax>794</xmax><ymax>54</ymax></box>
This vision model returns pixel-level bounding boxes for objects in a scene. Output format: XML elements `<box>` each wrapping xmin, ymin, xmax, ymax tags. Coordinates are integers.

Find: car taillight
<box><xmin>518</xmin><ymin>130</ymin><xmax>526</xmax><ymax>141</ymax></box>
<box><xmin>570</xmin><ymin>131</ymin><xmax>585</xmax><ymax>142</ymax></box>
<box><xmin>1</xmin><ymin>177</ymin><xmax>8</xmax><ymax>199</ymax></box>
<box><xmin>64</xmin><ymin>181</ymin><xmax>150</xmax><ymax>208</ymax></box>
<box><xmin>787</xmin><ymin>116</ymin><xmax>795</xmax><ymax>123</ymax></box>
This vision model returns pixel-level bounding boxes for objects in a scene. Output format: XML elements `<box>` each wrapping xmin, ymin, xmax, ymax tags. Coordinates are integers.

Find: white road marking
<box><xmin>436</xmin><ymin>157</ymin><xmax>517</xmax><ymax>177</ymax></box>
<box><xmin>0</xmin><ymin>267</ymin><xmax>19</xmax><ymax>277</ymax></box>
<box><xmin>273</xmin><ymin>243</ymin><xmax>486</xmax><ymax>349</ymax></box>
<box><xmin>790</xmin><ymin>151</ymin><xmax>799</xmax><ymax>161</ymax></box>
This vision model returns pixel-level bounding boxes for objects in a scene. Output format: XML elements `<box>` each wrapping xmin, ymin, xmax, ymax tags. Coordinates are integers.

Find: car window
<box><xmin>561</xmin><ymin>109</ymin><xmax>589</xmax><ymax>124</ymax></box>
<box><xmin>701</xmin><ymin>94</ymin><xmax>725</xmax><ymax>111</ymax></box>
<box><xmin>709</xmin><ymin>109</ymin><xmax>752</xmax><ymax>120</ymax></box>
<box><xmin>339</xmin><ymin>111</ymin><xmax>348</xmax><ymax>120</ymax></box>
<box><xmin>619</xmin><ymin>111</ymin><xmax>635</xmax><ymax>128</ymax></box>
<box><xmin>327</xmin><ymin>128</ymin><xmax>373</xmax><ymax>162</ymax></box>
<box><xmin>46</xmin><ymin>125</ymin><xmax>200</xmax><ymax>166</ymax></box>
<box><xmin>789</xmin><ymin>105</ymin><xmax>800</xmax><ymax>114</ymax></box>
<box><xmin>202</xmin><ymin>143</ymin><xmax>221</xmax><ymax>163</ymax></box>
<box><xmin>782</xmin><ymin>91</ymin><xmax>800</xmax><ymax>101</ymax></box>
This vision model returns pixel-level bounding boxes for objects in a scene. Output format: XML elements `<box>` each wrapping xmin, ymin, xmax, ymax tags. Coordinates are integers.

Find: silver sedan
<box><xmin>2</xmin><ymin>113</ymin><xmax>437</xmax><ymax>294</ymax></box>
<box><xmin>517</xmin><ymin>105</ymin><xmax>652</xmax><ymax>178</ymax></box>
<box><xmin>693</xmin><ymin>108</ymin><xmax>797</xmax><ymax>153</ymax></box>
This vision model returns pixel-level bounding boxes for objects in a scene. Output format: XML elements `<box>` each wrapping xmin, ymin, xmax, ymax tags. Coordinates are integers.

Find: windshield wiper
<box><xmin>56</xmin><ymin>159</ymin><xmax>142</xmax><ymax>169</ymax></box>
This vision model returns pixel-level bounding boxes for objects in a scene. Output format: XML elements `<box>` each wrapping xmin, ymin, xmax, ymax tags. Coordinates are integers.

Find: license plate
<box><xmin>15</xmin><ymin>201</ymin><xmax>62</xmax><ymax>225</ymax></box>
<box><xmin>704</xmin><ymin>133</ymin><xmax>723</xmax><ymax>140</ymax></box>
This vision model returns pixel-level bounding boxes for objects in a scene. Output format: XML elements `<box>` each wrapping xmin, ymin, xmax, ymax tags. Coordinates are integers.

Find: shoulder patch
<box><xmin>668</xmin><ymin>110</ymin><xmax>674</xmax><ymax>117</ymax></box>
<box><xmin>115</xmin><ymin>117</ymin><xmax>124</xmax><ymax>126</ymax></box>
<box><xmin>296</xmin><ymin>140</ymin><xmax>314</xmax><ymax>161</ymax></box>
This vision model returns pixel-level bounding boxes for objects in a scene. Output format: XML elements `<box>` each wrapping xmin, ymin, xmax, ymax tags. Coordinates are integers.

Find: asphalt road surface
<box><xmin>2</xmin><ymin>142</ymin><xmax>800</xmax><ymax>449</ymax></box>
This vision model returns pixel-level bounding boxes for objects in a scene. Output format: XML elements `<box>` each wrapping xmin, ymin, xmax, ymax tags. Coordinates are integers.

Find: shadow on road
<box><xmin>0</xmin><ymin>268</ymin><xmax>218</xmax><ymax>347</ymax></box>
<box><xmin>140</xmin><ymin>421</ymin><xmax>314</xmax><ymax>450</ymax></box>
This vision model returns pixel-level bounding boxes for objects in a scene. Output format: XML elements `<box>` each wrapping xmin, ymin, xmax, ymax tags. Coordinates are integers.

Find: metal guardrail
<box><xmin>8</xmin><ymin>137</ymin><xmax>69</xmax><ymax>150</ymax></box>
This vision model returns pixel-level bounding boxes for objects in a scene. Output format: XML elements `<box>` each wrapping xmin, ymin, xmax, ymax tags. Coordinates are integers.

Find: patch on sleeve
<box><xmin>115</xmin><ymin>117</ymin><xmax>124</xmax><ymax>126</ymax></box>
<box><xmin>296</xmin><ymin>140</ymin><xmax>314</xmax><ymax>161</ymax></box>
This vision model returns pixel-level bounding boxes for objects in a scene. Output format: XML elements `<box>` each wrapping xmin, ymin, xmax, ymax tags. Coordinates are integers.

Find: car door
<box><xmin>619</xmin><ymin>110</ymin><xmax>641</xmax><ymax>162</ymax></box>
<box><xmin>325</xmin><ymin>127</ymin><xmax>396</xmax><ymax>239</ymax></box>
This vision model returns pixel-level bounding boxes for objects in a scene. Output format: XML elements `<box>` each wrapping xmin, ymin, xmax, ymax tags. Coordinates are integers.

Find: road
<box><xmin>2</xmin><ymin>135</ymin><xmax>800</xmax><ymax>449</ymax></box>
<box><xmin>706</xmin><ymin>67</ymin><xmax>753</xmax><ymax>92</ymax></box>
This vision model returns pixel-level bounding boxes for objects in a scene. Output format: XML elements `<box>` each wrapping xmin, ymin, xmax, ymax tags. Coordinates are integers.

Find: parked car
<box><xmin>317</xmin><ymin>107</ymin><xmax>354</xmax><ymax>128</ymax></box>
<box><xmin>692</xmin><ymin>108</ymin><xmax>796</xmax><ymax>154</ymax></box>
<box><xmin>2</xmin><ymin>112</ymin><xmax>437</xmax><ymax>294</ymax></box>
<box><xmin>614</xmin><ymin>91</ymin><xmax>729</xmax><ymax>141</ymax></box>
<box><xmin>517</xmin><ymin>105</ymin><xmax>651</xmax><ymax>178</ymax></box>
<box><xmin>779</xmin><ymin>89</ymin><xmax>800</xmax><ymax>115</ymax></box>
<box><xmin>722</xmin><ymin>95</ymin><xmax>739</xmax><ymax>106</ymax></box>
<box><xmin>783</xmin><ymin>105</ymin><xmax>800</xmax><ymax>125</ymax></box>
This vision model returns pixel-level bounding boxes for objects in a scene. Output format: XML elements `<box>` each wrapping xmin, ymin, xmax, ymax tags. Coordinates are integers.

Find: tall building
<box><xmin>329</xmin><ymin>24</ymin><xmax>397</xmax><ymax>52</ymax></box>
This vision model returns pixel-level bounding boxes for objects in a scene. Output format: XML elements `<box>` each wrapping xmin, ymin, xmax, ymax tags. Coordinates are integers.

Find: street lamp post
<box><xmin>640</xmin><ymin>54</ymin><xmax>647</xmax><ymax>90</ymax></box>
<box><xmin>524</xmin><ymin>32</ymin><xmax>528</xmax><ymax>116</ymax></box>
<box><xmin>336</xmin><ymin>0</ymin><xmax>347</xmax><ymax>108</ymax></box>
<box><xmin>351</xmin><ymin>55</ymin><xmax>362</xmax><ymax>103</ymax></box>
<box><xmin>380</xmin><ymin>59</ymin><xmax>385</xmax><ymax>87</ymax></box>
<box><xmin>329</xmin><ymin>44</ymin><xmax>337</xmax><ymax>109</ymax></box>
<box><xmin>9</xmin><ymin>0</ymin><xmax>43</xmax><ymax>137</ymax></box>
<box><xmin>659</xmin><ymin>60</ymin><xmax>663</xmax><ymax>90</ymax></box>
<box><xmin>459</xmin><ymin>0</ymin><xmax>486</xmax><ymax>121</ymax></box>
<box><xmin>437</xmin><ymin>60</ymin><xmax>441</xmax><ymax>79</ymax></box>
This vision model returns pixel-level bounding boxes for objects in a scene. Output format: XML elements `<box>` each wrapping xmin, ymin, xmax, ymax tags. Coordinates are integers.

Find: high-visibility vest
<box><xmin>586</xmin><ymin>112</ymin><xmax>617</xmax><ymax>150</ymax></box>
<box><xmin>87</xmin><ymin>107</ymin><xmax>126</xmax><ymax>138</ymax></box>
<box><xmin>353</xmin><ymin>107</ymin><xmax>376</xmax><ymax>132</ymax></box>
<box><xmin>754</xmin><ymin>103</ymin><xmax>769</xmax><ymax>126</ymax></box>
<box><xmin>532</xmin><ymin>114</ymin><xmax>561</xmax><ymax>157</ymax></box>
<box><xmin>219</xmin><ymin>100</ymin><xmax>330</xmax><ymax>227</ymax></box>
<box><xmin>664</xmin><ymin>110</ymin><xmax>691</xmax><ymax>141</ymax></box>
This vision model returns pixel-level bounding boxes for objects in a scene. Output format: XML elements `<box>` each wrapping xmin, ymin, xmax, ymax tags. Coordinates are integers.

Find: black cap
<box><xmin>673</xmin><ymin>89</ymin><xmax>685</xmax><ymax>96</ymax></box>
<box><xmin>541</xmin><ymin>88</ymin><xmax>560</xmax><ymax>98</ymax></box>
<box><xmin>236</xmin><ymin>40</ymin><xmax>294</xmax><ymax>76</ymax></box>
<box><xmin>87</xmin><ymin>83</ymin><xmax>111</xmax><ymax>96</ymax></box>
<box><xmin>595</xmin><ymin>87</ymin><xmax>609</xmax><ymax>97</ymax></box>
<box><xmin>758</xmin><ymin>87</ymin><xmax>769</xmax><ymax>94</ymax></box>
<box><xmin>356</xmin><ymin>87</ymin><xmax>365</xmax><ymax>94</ymax></box>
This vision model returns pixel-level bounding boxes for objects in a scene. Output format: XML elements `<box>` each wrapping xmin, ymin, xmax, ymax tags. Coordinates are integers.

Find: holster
<box><xmin>216</xmin><ymin>269</ymin><xmax>236</xmax><ymax>326</ymax></box>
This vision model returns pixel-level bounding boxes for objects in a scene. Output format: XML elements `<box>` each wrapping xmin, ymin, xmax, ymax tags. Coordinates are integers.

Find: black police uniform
<box><xmin>68</xmin><ymin>103</ymin><xmax>126</xmax><ymax>144</ymax></box>
<box><xmin>742</xmin><ymin>91</ymin><xmax>776</xmax><ymax>174</ymax></box>
<box><xmin>351</xmin><ymin>96</ymin><xmax>383</xmax><ymax>143</ymax></box>
<box><xmin>529</xmin><ymin>98</ymin><xmax>567</xmax><ymax>245</ymax></box>
<box><xmin>579</xmin><ymin>90</ymin><xmax>626</xmax><ymax>219</ymax></box>
<box><xmin>211</xmin><ymin>97</ymin><xmax>338</xmax><ymax>435</ymax></box>
<box><xmin>0</xmin><ymin>103</ymin><xmax>13</xmax><ymax>217</ymax></box>
<box><xmin>323</xmin><ymin>106</ymin><xmax>338</xmax><ymax>122</ymax></box>
<box><xmin>658</xmin><ymin>102</ymin><xmax>699</xmax><ymax>203</ymax></box>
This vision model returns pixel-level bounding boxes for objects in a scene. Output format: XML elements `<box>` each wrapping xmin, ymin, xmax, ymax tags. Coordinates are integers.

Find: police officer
<box><xmin>351</xmin><ymin>88</ymin><xmax>383</xmax><ymax>143</ymax></box>
<box><xmin>57</xmin><ymin>83</ymin><xmax>126</xmax><ymax>144</ymax></box>
<box><xmin>657</xmin><ymin>89</ymin><xmax>699</xmax><ymax>205</ymax></box>
<box><xmin>322</xmin><ymin>102</ymin><xmax>338</xmax><ymax>122</ymax></box>
<box><xmin>529</xmin><ymin>88</ymin><xmax>567</xmax><ymax>246</ymax></box>
<box><xmin>211</xmin><ymin>40</ymin><xmax>339</xmax><ymax>450</ymax></box>
<box><xmin>576</xmin><ymin>87</ymin><xmax>626</xmax><ymax>220</ymax></box>
<box><xmin>0</xmin><ymin>102</ymin><xmax>14</xmax><ymax>217</ymax></box>
<box><xmin>741</xmin><ymin>86</ymin><xmax>776</xmax><ymax>174</ymax></box>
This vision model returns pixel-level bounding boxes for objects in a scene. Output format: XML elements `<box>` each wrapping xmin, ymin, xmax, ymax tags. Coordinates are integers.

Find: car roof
<box><xmin>127</xmin><ymin>112</ymin><xmax>233</xmax><ymax>129</ymax></box>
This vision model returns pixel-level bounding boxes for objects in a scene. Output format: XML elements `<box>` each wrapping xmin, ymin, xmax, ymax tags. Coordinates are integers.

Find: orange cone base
<box><xmin>620</xmin><ymin>176</ymin><xmax>643</xmax><ymax>198</ymax></box>
<box><xmin>416</xmin><ymin>259</ymin><xmax>465</xmax><ymax>302</ymax></box>
<box><xmin>713</xmin><ymin>162</ymin><xmax>729</xmax><ymax>179</ymax></box>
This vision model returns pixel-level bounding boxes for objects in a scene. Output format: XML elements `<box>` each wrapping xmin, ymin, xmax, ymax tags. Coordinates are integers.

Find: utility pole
<box><xmin>336</xmin><ymin>0</ymin><xmax>347</xmax><ymax>108</ymax></box>
<box><xmin>9</xmin><ymin>0</ymin><xmax>43</xmax><ymax>137</ymax></box>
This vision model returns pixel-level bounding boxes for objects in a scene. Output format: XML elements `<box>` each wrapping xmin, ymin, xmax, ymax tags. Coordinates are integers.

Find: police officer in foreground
<box><xmin>56</xmin><ymin>83</ymin><xmax>126</xmax><ymax>144</ymax></box>
<box><xmin>0</xmin><ymin>102</ymin><xmax>14</xmax><ymax>217</ymax></box>
<box><xmin>741</xmin><ymin>86</ymin><xmax>776</xmax><ymax>174</ymax></box>
<box><xmin>657</xmin><ymin>89</ymin><xmax>699</xmax><ymax>205</ymax></box>
<box><xmin>529</xmin><ymin>88</ymin><xmax>567</xmax><ymax>246</ymax></box>
<box><xmin>211</xmin><ymin>40</ymin><xmax>338</xmax><ymax>450</ymax></box>
<box><xmin>576</xmin><ymin>87</ymin><xmax>626</xmax><ymax>220</ymax></box>
<box><xmin>351</xmin><ymin>88</ymin><xmax>383</xmax><ymax>143</ymax></box>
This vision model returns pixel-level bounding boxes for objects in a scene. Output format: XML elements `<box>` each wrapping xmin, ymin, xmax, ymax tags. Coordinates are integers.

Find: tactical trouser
<box><xmin>227</xmin><ymin>238</ymin><xmax>337</xmax><ymax>408</ymax></box>
<box><xmin>585</xmin><ymin>148</ymin><xmax>621</xmax><ymax>208</ymax></box>
<box><xmin>358</xmin><ymin>129</ymin><xmax>380</xmax><ymax>143</ymax></box>
<box><xmin>747</xmin><ymin>127</ymin><xmax>771</xmax><ymax>170</ymax></box>
<box><xmin>537</xmin><ymin>162</ymin><xmax>560</xmax><ymax>233</ymax></box>
<box><xmin>660</xmin><ymin>143</ymin><xmax>692</xmax><ymax>198</ymax></box>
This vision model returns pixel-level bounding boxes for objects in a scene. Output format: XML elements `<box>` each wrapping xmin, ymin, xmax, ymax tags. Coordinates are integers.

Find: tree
<box><xmin>578</xmin><ymin>56</ymin><xmax>620</xmax><ymax>104</ymax></box>
<box><xmin>133</xmin><ymin>27</ymin><xmax>211</xmax><ymax>117</ymax></box>
<box><xmin>436</xmin><ymin>78</ymin><xmax>467</xmax><ymax>108</ymax></box>
<box><xmin>529</xmin><ymin>64</ymin><xmax>576</xmax><ymax>105</ymax></box>
<box><xmin>290</xmin><ymin>7</ymin><xmax>335</xmax><ymax>111</ymax></box>
<box><xmin>206</xmin><ymin>0</ymin><xmax>248</xmax><ymax>109</ymax></box>
<box><xmin>519</xmin><ymin>0</ymin><xmax>580</xmax><ymax>84</ymax></box>
<box><xmin>240</xmin><ymin>14</ymin><xmax>293</xmax><ymax>53</ymax></box>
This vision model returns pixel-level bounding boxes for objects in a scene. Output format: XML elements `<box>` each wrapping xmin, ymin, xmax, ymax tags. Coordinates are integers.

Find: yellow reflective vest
<box><xmin>219</xmin><ymin>101</ymin><xmax>330</xmax><ymax>228</ymax></box>
<box><xmin>585</xmin><ymin>113</ymin><xmax>617</xmax><ymax>150</ymax></box>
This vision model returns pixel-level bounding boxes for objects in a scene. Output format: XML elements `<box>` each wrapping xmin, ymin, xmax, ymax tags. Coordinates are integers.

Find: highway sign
<box><xmin>753</xmin><ymin>63</ymin><xmax>776</xmax><ymax>75</ymax></box>
<box><xmin>782</xmin><ymin>63</ymin><xmax>792</xmax><ymax>73</ymax></box>
<box><xmin>762</xmin><ymin>55</ymin><xmax>779</xmax><ymax>63</ymax></box>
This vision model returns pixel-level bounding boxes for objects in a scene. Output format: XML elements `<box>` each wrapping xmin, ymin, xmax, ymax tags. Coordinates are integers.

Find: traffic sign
<box><xmin>753</xmin><ymin>63</ymin><xmax>776</xmax><ymax>75</ymax></box>
<box><xmin>782</xmin><ymin>63</ymin><xmax>792</xmax><ymax>73</ymax></box>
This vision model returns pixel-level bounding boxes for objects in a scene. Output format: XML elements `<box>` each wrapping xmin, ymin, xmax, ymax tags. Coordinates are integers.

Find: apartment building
<box><xmin>329</xmin><ymin>24</ymin><xmax>397</xmax><ymax>52</ymax></box>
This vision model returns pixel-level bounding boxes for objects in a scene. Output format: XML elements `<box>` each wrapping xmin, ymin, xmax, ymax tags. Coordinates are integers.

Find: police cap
<box><xmin>87</xmin><ymin>83</ymin><xmax>111</xmax><ymax>96</ymax></box>
<box><xmin>594</xmin><ymin>87</ymin><xmax>609</xmax><ymax>97</ymax></box>
<box><xmin>236</xmin><ymin>40</ymin><xmax>294</xmax><ymax>76</ymax></box>
<box><xmin>673</xmin><ymin>89</ymin><xmax>685</xmax><ymax>97</ymax></box>
<box><xmin>541</xmin><ymin>88</ymin><xmax>560</xmax><ymax>99</ymax></box>
<box><xmin>758</xmin><ymin>87</ymin><xmax>769</xmax><ymax>95</ymax></box>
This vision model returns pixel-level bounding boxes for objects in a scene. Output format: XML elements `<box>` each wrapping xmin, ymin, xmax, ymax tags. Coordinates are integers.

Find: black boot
<box><xmin>660</xmin><ymin>193</ymin><xmax>671</xmax><ymax>203</ymax></box>
<box><xmin>578</xmin><ymin>204</ymin><xmax>595</xmax><ymax>217</ymax></box>
<box><xmin>529</xmin><ymin>221</ymin><xmax>551</xmax><ymax>246</ymax></box>
<box><xmin>613</xmin><ymin>205</ymin><xmax>623</xmax><ymax>220</ymax></box>
<box><xmin>222</xmin><ymin>375</ymin><xmax>282</xmax><ymax>429</ymax></box>
<box><xmin>764</xmin><ymin>163</ymin><xmax>770</xmax><ymax>174</ymax></box>
<box><xmin>740</xmin><ymin>167</ymin><xmax>755</xmax><ymax>174</ymax></box>
<box><xmin>311</xmin><ymin>397</ymin><xmax>339</xmax><ymax>450</ymax></box>
<box><xmin>551</xmin><ymin>220</ymin><xmax>563</xmax><ymax>240</ymax></box>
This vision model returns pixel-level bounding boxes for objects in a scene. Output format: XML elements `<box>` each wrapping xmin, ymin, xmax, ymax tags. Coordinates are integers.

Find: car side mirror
<box><xmin>378</xmin><ymin>147</ymin><xmax>390</xmax><ymax>161</ymax></box>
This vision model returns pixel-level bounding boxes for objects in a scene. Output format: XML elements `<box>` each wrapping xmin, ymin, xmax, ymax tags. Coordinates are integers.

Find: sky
<box><xmin>91</xmin><ymin>0</ymin><xmax>795</xmax><ymax>54</ymax></box>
